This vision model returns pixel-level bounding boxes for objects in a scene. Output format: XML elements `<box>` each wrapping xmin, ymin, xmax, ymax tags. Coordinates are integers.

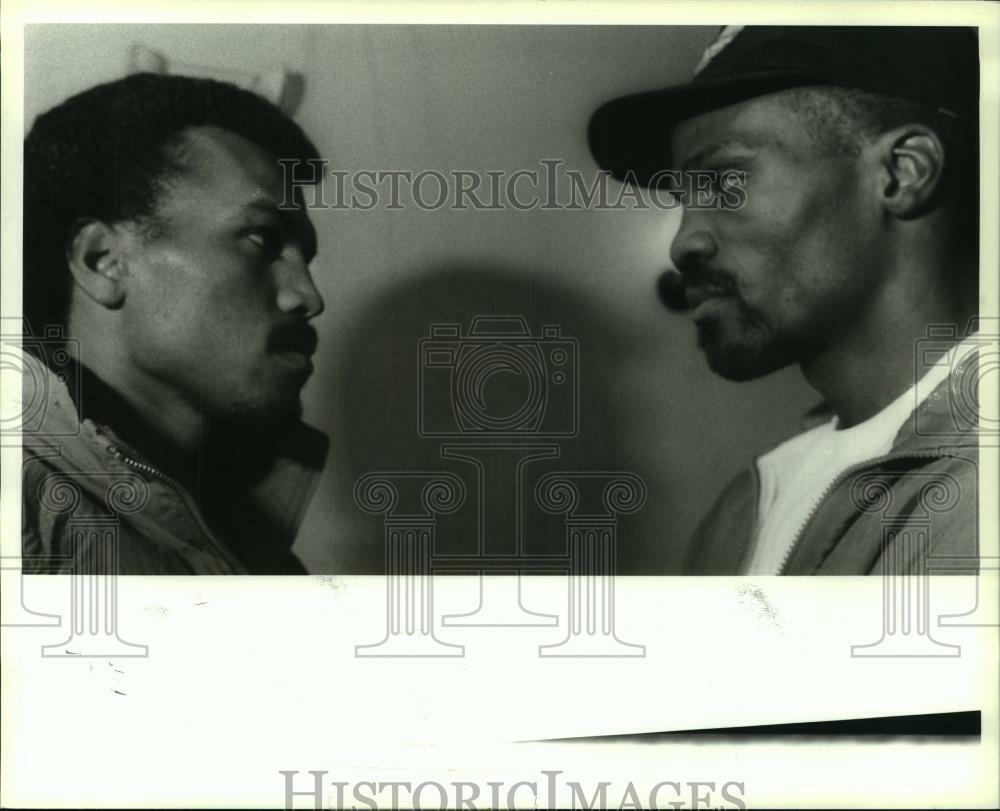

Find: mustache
<box><xmin>657</xmin><ymin>265</ymin><xmax>738</xmax><ymax>312</ymax></box>
<box><xmin>268</xmin><ymin>322</ymin><xmax>319</xmax><ymax>355</ymax></box>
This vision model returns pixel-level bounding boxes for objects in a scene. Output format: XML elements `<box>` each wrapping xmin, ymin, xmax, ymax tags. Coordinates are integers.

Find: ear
<box><xmin>65</xmin><ymin>219</ymin><xmax>128</xmax><ymax>308</ymax></box>
<box><xmin>871</xmin><ymin>125</ymin><xmax>946</xmax><ymax>220</ymax></box>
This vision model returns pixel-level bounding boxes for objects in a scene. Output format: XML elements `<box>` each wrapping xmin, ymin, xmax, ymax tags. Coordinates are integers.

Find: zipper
<box><xmin>107</xmin><ymin>443</ymin><xmax>245</xmax><ymax>572</ymax></box>
<box><xmin>735</xmin><ymin>461</ymin><xmax>762</xmax><ymax>573</ymax></box>
<box><xmin>775</xmin><ymin>448</ymin><xmax>955</xmax><ymax>575</ymax></box>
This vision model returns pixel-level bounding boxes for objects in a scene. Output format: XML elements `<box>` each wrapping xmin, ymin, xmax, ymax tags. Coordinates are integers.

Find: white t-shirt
<box><xmin>743</xmin><ymin>336</ymin><xmax>975</xmax><ymax>575</ymax></box>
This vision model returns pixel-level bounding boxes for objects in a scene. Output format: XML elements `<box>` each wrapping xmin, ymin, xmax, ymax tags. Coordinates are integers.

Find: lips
<box><xmin>684</xmin><ymin>286</ymin><xmax>731</xmax><ymax>310</ymax></box>
<box><xmin>269</xmin><ymin>325</ymin><xmax>318</xmax><ymax>357</ymax></box>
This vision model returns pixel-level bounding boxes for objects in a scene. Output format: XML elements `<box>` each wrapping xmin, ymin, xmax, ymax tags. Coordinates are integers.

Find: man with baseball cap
<box><xmin>589</xmin><ymin>26</ymin><xmax>981</xmax><ymax>574</ymax></box>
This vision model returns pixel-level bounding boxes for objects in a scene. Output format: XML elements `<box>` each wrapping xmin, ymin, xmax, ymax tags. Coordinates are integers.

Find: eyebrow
<box><xmin>238</xmin><ymin>199</ymin><xmax>318</xmax><ymax>262</ymax></box>
<box><xmin>678</xmin><ymin>138</ymin><xmax>761</xmax><ymax>173</ymax></box>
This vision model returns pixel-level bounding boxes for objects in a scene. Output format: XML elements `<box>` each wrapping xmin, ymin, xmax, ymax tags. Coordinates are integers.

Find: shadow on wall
<box><xmin>323</xmin><ymin>262</ymin><xmax>681</xmax><ymax>575</ymax></box>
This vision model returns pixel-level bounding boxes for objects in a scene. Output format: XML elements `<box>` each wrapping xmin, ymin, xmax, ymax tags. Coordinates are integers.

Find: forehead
<box><xmin>161</xmin><ymin>125</ymin><xmax>291</xmax><ymax>206</ymax></box>
<box><xmin>670</xmin><ymin>92</ymin><xmax>814</xmax><ymax>167</ymax></box>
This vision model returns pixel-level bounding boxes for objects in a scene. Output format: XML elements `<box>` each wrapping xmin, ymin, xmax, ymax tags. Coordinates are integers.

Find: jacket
<box><xmin>684</xmin><ymin>364</ymin><xmax>980</xmax><ymax>575</ymax></box>
<box><xmin>19</xmin><ymin>347</ymin><xmax>329</xmax><ymax>574</ymax></box>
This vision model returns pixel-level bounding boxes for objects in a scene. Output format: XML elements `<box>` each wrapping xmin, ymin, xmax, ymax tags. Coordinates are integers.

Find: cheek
<box><xmin>124</xmin><ymin>245</ymin><xmax>274</xmax><ymax>353</ymax></box>
<box><xmin>723</xmin><ymin>170</ymin><xmax>868</xmax><ymax>307</ymax></box>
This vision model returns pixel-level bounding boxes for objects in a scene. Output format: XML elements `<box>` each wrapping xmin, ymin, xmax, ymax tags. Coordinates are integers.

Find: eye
<box><xmin>245</xmin><ymin>226</ymin><xmax>283</xmax><ymax>256</ymax></box>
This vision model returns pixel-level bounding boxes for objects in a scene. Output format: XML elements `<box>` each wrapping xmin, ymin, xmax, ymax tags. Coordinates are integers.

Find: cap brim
<box><xmin>587</xmin><ymin>70</ymin><xmax>823</xmax><ymax>187</ymax></box>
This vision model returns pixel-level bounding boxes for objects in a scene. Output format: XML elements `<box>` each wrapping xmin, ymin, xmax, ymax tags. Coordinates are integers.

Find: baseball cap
<box><xmin>588</xmin><ymin>26</ymin><xmax>979</xmax><ymax>187</ymax></box>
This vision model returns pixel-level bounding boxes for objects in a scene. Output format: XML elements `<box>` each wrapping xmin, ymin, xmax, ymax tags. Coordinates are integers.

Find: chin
<box><xmin>214</xmin><ymin>387</ymin><xmax>304</xmax><ymax>424</ymax></box>
<box><xmin>704</xmin><ymin>350</ymin><xmax>790</xmax><ymax>381</ymax></box>
<box><xmin>698</xmin><ymin>322</ymin><xmax>796</xmax><ymax>382</ymax></box>
<box><xmin>256</xmin><ymin>393</ymin><xmax>304</xmax><ymax>423</ymax></box>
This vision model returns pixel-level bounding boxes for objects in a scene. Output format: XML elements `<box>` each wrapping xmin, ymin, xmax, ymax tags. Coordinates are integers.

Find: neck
<box><xmin>800</xmin><ymin>252</ymin><xmax>975</xmax><ymax>428</ymax></box>
<box><xmin>66</xmin><ymin>316</ymin><xmax>208</xmax><ymax>459</ymax></box>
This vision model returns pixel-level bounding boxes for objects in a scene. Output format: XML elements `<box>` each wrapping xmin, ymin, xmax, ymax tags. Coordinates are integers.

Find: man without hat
<box><xmin>589</xmin><ymin>26</ymin><xmax>981</xmax><ymax>574</ymax></box>
<box><xmin>21</xmin><ymin>73</ymin><xmax>327</xmax><ymax>574</ymax></box>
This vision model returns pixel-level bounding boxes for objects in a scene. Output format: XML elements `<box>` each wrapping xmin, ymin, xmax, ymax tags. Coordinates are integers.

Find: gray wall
<box><xmin>24</xmin><ymin>24</ymin><xmax>817</xmax><ymax>573</ymax></box>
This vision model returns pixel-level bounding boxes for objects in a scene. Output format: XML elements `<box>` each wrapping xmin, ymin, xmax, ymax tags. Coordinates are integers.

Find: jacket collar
<box><xmin>22</xmin><ymin>346</ymin><xmax>329</xmax><ymax>547</ymax></box>
<box><xmin>796</xmin><ymin>357</ymin><xmax>978</xmax><ymax>456</ymax></box>
<box><xmin>893</xmin><ymin>350</ymin><xmax>980</xmax><ymax>453</ymax></box>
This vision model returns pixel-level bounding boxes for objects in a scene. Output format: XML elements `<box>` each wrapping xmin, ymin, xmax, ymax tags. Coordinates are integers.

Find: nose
<box><xmin>669</xmin><ymin>209</ymin><xmax>718</xmax><ymax>274</ymax></box>
<box><xmin>275</xmin><ymin>252</ymin><xmax>325</xmax><ymax>319</ymax></box>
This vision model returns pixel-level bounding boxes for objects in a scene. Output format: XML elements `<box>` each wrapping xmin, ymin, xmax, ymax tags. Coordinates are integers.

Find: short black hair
<box><xmin>780</xmin><ymin>85</ymin><xmax>978</xmax><ymax>264</ymax></box>
<box><xmin>23</xmin><ymin>72</ymin><xmax>322</xmax><ymax>335</ymax></box>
